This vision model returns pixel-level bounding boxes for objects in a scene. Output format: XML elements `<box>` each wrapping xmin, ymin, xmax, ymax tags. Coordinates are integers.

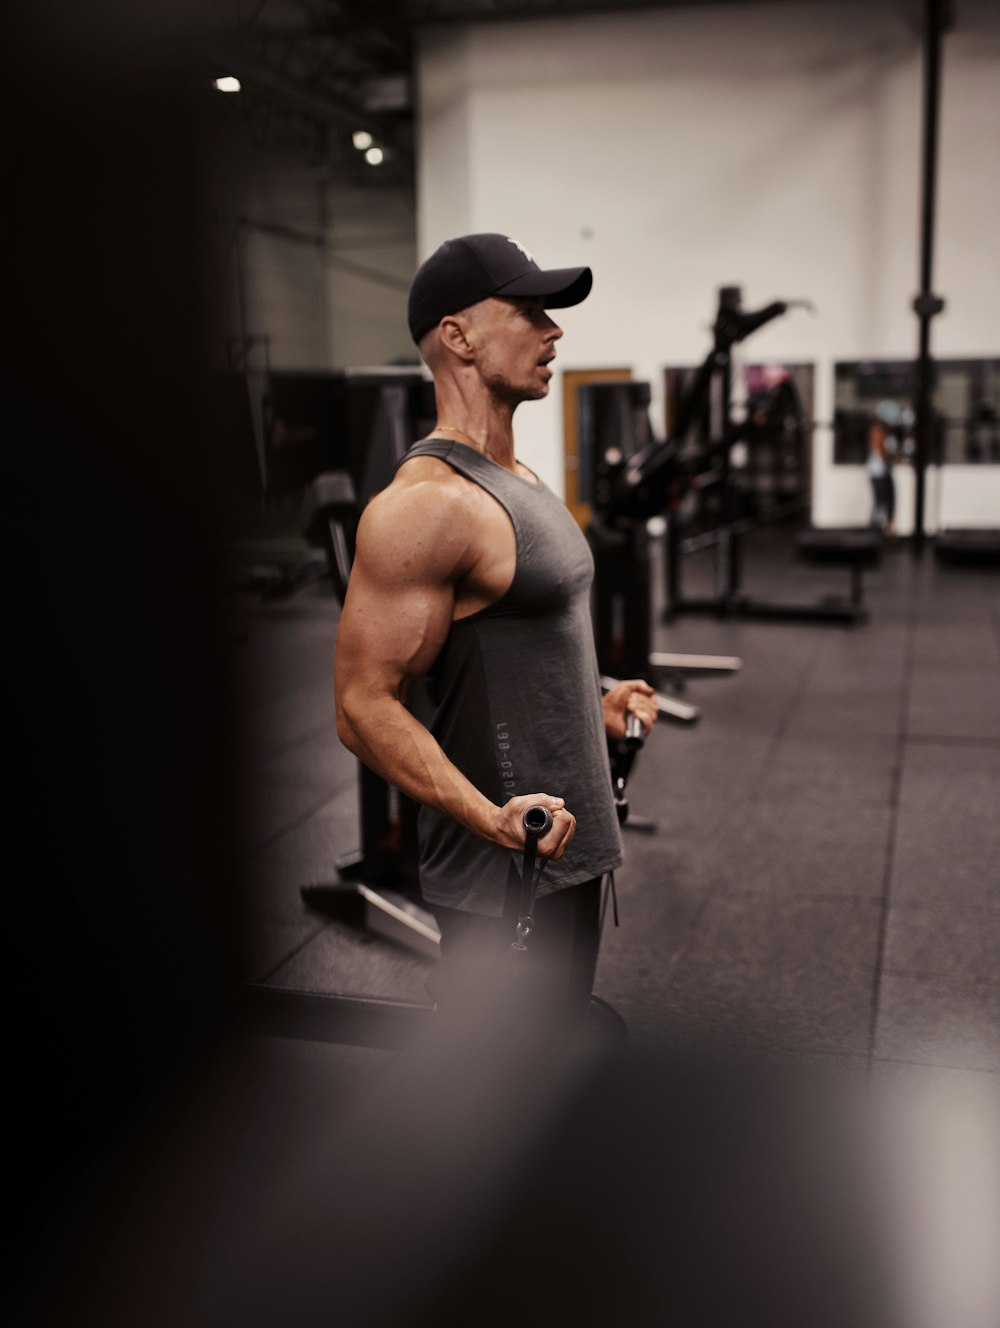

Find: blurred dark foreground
<box><xmin>4</xmin><ymin>8</ymin><xmax>995</xmax><ymax>1328</ymax></box>
<box><xmin>13</xmin><ymin>941</ymin><xmax>905</xmax><ymax>1328</ymax></box>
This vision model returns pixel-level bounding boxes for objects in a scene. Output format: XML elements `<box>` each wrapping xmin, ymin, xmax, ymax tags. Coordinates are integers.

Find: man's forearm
<box><xmin>337</xmin><ymin>696</ymin><xmax>498</xmax><ymax>842</ymax></box>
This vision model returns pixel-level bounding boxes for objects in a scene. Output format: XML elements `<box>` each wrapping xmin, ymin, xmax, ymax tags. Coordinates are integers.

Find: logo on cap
<box><xmin>506</xmin><ymin>237</ymin><xmax>537</xmax><ymax>266</ymax></box>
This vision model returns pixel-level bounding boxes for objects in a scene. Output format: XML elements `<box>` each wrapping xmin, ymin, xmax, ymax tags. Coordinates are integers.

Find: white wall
<box><xmin>209</xmin><ymin>132</ymin><xmax>417</xmax><ymax>372</ymax></box>
<box><xmin>416</xmin><ymin>3</ymin><xmax>1000</xmax><ymax>526</ymax></box>
<box><xmin>323</xmin><ymin>184</ymin><xmax>418</xmax><ymax>369</ymax></box>
<box><xmin>208</xmin><ymin>155</ymin><xmax>329</xmax><ymax>371</ymax></box>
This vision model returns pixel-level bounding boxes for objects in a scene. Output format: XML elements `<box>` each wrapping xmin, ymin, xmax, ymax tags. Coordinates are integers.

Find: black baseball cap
<box><xmin>407</xmin><ymin>232</ymin><xmax>592</xmax><ymax>344</ymax></box>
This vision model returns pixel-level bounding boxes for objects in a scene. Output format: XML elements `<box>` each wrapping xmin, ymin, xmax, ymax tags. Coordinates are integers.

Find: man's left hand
<box><xmin>602</xmin><ymin>679</ymin><xmax>658</xmax><ymax>740</ymax></box>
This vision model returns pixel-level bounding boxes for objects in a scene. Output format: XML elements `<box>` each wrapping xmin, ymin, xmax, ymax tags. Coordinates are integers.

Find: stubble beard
<box><xmin>482</xmin><ymin>365</ymin><xmax>548</xmax><ymax>410</ymax></box>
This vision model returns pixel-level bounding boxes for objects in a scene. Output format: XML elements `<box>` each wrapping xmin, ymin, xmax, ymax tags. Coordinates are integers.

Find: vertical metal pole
<box><xmin>912</xmin><ymin>0</ymin><xmax>949</xmax><ymax>555</ymax></box>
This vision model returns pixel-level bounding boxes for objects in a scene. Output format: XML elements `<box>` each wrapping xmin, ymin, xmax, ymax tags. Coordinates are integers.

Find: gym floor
<box><xmin>19</xmin><ymin>528</ymin><xmax>999</xmax><ymax>1326</ymax></box>
<box><xmin>236</xmin><ymin>527</ymin><xmax>1000</xmax><ymax>1072</ymax></box>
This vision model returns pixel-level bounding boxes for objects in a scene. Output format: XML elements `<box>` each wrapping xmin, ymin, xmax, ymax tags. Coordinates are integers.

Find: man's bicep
<box><xmin>338</xmin><ymin>564</ymin><xmax>454</xmax><ymax>694</ymax></box>
<box><xmin>336</xmin><ymin>508</ymin><xmax>458</xmax><ymax>698</ymax></box>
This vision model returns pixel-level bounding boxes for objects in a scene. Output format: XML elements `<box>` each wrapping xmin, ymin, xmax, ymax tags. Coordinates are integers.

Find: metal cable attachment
<box><xmin>512</xmin><ymin>805</ymin><xmax>553</xmax><ymax>952</ymax></box>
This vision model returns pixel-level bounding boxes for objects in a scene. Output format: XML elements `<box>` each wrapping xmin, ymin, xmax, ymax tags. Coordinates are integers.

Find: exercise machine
<box><xmin>225</xmin><ymin>368</ymin><xmax>436</xmax><ymax>600</ymax></box>
<box><xmin>581</xmin><ymin>378</ymin><xmax>742</xmax><ymax>724</ymax></box>
<box><xmin>657</xmin><ymin>287</ymin><xmax>877</xmax><ymax>624</ymax></box>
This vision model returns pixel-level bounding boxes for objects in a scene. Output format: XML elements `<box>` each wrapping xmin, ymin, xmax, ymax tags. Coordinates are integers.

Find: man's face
<box><xmin>467</xmin><ymin>296</ymin><xmax>563</xmax><ymax>405</ymax></box>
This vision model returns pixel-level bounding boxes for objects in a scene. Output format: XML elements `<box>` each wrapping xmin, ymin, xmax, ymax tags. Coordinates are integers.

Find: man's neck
<box><xmin>432</xmin><ymin>389</ymin><xmax>518</xmax><ymax>472</ymax></box>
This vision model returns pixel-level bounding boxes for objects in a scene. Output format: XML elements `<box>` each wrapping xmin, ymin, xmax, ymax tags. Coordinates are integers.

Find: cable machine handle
<box><xmin>512</xmin><ymin>805</ymin><xmax>553</xmax><ymax>952</ymax></box>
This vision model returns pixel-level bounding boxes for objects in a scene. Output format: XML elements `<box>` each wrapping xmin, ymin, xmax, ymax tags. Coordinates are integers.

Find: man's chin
<box><xmin>488</xmin><ymin>378</ymin><xmax>549</xmax><ymax>406</ymax></box>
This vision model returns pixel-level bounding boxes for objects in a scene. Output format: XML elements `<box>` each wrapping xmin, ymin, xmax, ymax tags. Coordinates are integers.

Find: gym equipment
<box><xmin>654</xmin><ymin>287</ymin><xmax>871</xmax><ymax>624</ymax></box>
<box><xmin>301</xmin><ymin>470</ymin><xmax>357</xmax><ymax>603</ymax></box>
<box><xmin>582</xmin><ymin>378</ymin><xmax>742</xmax><ymax>720</ymax></box>
<box><xmin>509</xmin><ymin>707</ymin><xmax>654</xmax><ymax>954</ymax></box>
<box><xmin>609</xmin><ymin>711</ymin><xmax>646</xmax><ymax>825</ymax></box>
<box><xmin>226</xmin><ymin>368</ymin><xmax>435</xmax><ymax>601</ymax></box>
<box><xmin>933</xmin><ymin>530</ymin><xmax>1000</xmax><ymax>565</ymax></box>
<box><xmin>304</xmin><ymin>676</ymin><xmax>660</xmax><ymax>955</ymax></box>
<box><xmin>584</xmin><ymin>286</ymin><xmax>871</xmax><ymax>626</ymax></box>
<box><xmin>300</xmin><ymin>761</ymin><xmax>437</xmax><ymax>957</ymax></box>
<box><xmin>794</xmin><ymin>528</ymin><xmax>883</xmax><ymax>617</ymax></box>
<box><xmin>297</xmin><ymin>370</ymin><xmax>436</xmax><ymax>594</ymax></box>
<box><xmin>910</xmin><ymin>0</ymin><xmax>950</xmax><ymax>555</ymax></box>
<box><xmin>512</xmin><ymin>805</ymin><xmax>554</xmax><ymax>952</ymax></box>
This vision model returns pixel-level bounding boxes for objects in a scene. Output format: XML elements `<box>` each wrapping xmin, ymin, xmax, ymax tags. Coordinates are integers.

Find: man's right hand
<box><xmin>488</xmin><ymin>793</ymin><xmax>576</xmax><ymax>860</ymax></box>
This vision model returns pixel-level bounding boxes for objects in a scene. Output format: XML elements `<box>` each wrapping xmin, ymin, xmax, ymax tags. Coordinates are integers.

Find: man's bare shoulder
<box><xmin>367</xmin><ymin>455</ymin><xmax>482</xmax><ymax>524</ymax></box>
<box><xmin>391</xmin><ymin>452</ymin><xmax>479</xmax><ymax>497</ymax></box>
<box><xmin>356</xmin><ymin>456</ymin><xmax>481</xmax><ymax>580</ymax></box>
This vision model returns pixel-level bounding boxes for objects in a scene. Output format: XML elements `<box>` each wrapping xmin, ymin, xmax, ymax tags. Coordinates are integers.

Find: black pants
<box><xmin>870</xmin><ymin>473</ymin><xmax>895</xmax><ymax>527</ymax></box>
<box><xmin>427</xmin><ymin>876</ymin><xmax>603</xmax><ymax>1020</ymax></box>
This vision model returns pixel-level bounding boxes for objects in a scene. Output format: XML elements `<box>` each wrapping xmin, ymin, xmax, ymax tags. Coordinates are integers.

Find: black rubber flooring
<box><xmin>15</xmin><ymin>530</ymin><xmax>1000</xmax><ymax>1328</ymax></box>
<box><xmin>236</xmin><ymin>530</ymin><xmax>1000</xmax><ymax>1073</ymax></box>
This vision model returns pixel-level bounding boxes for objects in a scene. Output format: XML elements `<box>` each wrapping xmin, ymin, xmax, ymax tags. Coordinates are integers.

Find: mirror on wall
<box><xmin>833</xmin><ymin>358</ymin><xmax>1000</xmax><ymax>465</ymax></box>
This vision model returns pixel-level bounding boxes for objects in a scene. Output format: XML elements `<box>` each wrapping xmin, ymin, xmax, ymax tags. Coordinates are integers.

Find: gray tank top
<box><xmin>398</xmin><ymin>438</ymin><xmax>623</xmax><ymax>915</ymax></box>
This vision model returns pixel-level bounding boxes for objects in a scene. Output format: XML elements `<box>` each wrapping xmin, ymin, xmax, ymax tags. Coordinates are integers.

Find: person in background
<box><xmin>867</xmin><ymin>398</ymin><xmax>904</xmax><ymax>536</ymax></box>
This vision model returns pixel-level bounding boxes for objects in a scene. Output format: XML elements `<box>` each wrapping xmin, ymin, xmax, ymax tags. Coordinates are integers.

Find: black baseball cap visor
<box><xmin>493</xmin><ymin>264</ymin><xmax>592</xmax><ymax>309</ymax></box>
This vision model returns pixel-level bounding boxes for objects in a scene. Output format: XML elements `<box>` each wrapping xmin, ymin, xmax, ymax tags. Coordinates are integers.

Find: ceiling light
<box><xmin>365</xmin><ymin>147</ymin><xmax>384</xmax><ymax>166</ymax></box>
<box><xmin>213</xmin><ymin>77</ymin><xmax>241</xmax><ymax>93</ymax></box>
<box><xmin>353</xmin><ymin>130</ymin><xmax>374</xmax><ymax>151</ymax></box>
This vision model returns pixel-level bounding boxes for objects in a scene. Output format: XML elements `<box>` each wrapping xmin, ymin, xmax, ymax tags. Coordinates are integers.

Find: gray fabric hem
<box><xmin>420</xmin><ymin>852</ymin><xmax>622</xmax><ymax>917</ymax></box>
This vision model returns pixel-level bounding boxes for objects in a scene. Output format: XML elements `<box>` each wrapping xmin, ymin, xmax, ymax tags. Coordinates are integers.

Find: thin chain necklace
<box><xmin>434</xmin><ymin>423</ymin><xmax>485</xmax><ymax>449</ymax></box>
<box><xmin>432</xmin><ymin>422</ymin><xmax>533</xmax><ymax>486</ymax></box>
<box><xmin>435</xmin><ymin>423</ymin><xmax>508</xmax><ymax>462</ymax></box>
<box><xmin>433</xmin><ymin>423</ymin><xmax>526</xmax><ymax>477</ymax></box>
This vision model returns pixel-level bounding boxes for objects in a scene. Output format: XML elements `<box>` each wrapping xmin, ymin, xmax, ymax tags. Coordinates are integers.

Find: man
<box><xmin>335</xmin><ymin>233</ymin><xmax>656</xmax><ymax>1015</ymax></box>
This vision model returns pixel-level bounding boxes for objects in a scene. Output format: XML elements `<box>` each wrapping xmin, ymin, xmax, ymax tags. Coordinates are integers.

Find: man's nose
<box><xmin>544</xmin><ymin>316</ymin><xmax>563</xmax><ymax>341</ymax></box>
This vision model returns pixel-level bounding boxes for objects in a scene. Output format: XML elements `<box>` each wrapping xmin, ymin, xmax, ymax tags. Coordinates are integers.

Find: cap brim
<box><xmin>494</xmin><ymin>265</ymin><xmax>592</xmax><ymax>308</ymax></box>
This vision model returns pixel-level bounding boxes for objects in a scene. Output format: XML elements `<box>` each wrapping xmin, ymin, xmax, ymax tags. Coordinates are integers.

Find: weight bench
<box><xmin>302</xmin><ymin>470</ymin><xmax>358</xmax><ymax>602</ymax></box>
<box><xmin>795</xmin><ymin>527</ymin><xmax>883</xmax><ymax>619</ymax></box>
<box><xmin>934</xmin><ymin>529</ymin><xmax>1000</xmax><ymax>565</ymax></box>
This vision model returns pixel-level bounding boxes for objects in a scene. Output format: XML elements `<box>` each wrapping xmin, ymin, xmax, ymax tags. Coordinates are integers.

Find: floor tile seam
<box><xmin>905</xmin><ymin>733</ymin><xmax>1000</xmax><ymax>748</ymax></box>
<box><xmin>866</xmin><ymin>572</ymin><xmax>919</xmax><ymax>1069</ymax></box>
<box><xmin>881</xmin><ymin>966</ymin><xmax>1000</xmax><ymax>985</ymax></box>
<box><xmin>249</xmin><ymin>781</ymin><xmax>357</xmax><ymax>853</ymax></box>
<box><xmin>671</xmin><ymin>947</ymin><xmax>881</xmax><ymax>970</ymax></box>
<box><xmin>890</xmin><ymin>894</ymin><xmax>1000</xmax><ymax>915</ymax></box>
<box><xmin>870</xmin><ymin>1053</ymin><xmax>1000</xmax><ymax>1077</ymax></box>
<box><xmin>749</xmin><ymin>631</ymin><xmax>827</xmax><ymax>803</ymax></box>
<box><xmin>881</xmin><ymin>899</ymin><xmax>1000</xmax><ymax>917</ymax></box>
<box><xmin>255</xmin><ymin>919</ymin><xmax>329</xmax><ymax>983</ymax></box>
<box><xmin>722</xmin><ymin>891</ymin><xmax>884</xmax><ymax>903</ymax></box>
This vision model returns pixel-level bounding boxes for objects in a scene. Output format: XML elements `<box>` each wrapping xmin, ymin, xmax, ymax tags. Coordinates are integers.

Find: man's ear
<box><xmin>439</xmin><ymin>314</ymin><xmax>476</xmax><ymax>362</ymax></box>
